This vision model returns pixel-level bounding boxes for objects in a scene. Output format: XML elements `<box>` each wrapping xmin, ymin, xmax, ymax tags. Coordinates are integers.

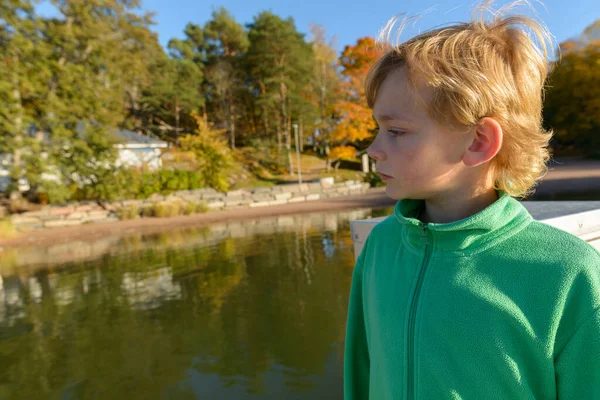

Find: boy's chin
<box><xmin>384</xmin><ymin>185</ymin><xmax>408</xmax><ymax>201</ymax></box>
<box><xmin>385</xmin><ymin>185</ymin><xmax>426</xmax><ymax>201</ymax></box>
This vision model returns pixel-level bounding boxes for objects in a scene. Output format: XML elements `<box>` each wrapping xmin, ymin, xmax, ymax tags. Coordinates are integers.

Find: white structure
<box><xmin>0</xmin><ymin>128</ymin><xmax>168</xmax><ymax>192</ymax></box>
<box><xmin>114</xmin><ymin>129</ymin><xmax>168</xmax><ymax>171</ymax></box>
<box><xmin>351</xmin><ymin>201</ymin><xmax>600</xmax><ymax>259</ymax></box>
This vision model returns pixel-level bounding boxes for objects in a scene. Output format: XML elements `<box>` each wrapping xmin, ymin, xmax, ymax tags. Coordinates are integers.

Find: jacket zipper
<box><xmin>407</xmin><ymin>223</ymin><xmax>431</xmax><ymax>400</ymax></box>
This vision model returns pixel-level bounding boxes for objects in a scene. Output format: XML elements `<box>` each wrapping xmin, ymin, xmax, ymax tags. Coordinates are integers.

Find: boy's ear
<box><xmin>462</xmin><ymin>117</ymin><xmax>503</xmax><ymax>167</ymax></box>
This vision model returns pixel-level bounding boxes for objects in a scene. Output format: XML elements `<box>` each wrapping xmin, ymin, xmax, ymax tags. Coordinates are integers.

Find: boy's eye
<box><xmin>388</xmin><ymin>129</ymin><xmax>406</xmax><ymax>137</ymax></box>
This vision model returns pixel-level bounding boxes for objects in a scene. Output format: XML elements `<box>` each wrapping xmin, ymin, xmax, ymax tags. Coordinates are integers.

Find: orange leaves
<box><xmin>340</xmin><ymin>37</ymin><xmax>385</xmax><ymax>78</ymax></box>
<box><xmin>328</xmin><ymin>145</ymin><xmax>357</xmax><ymax>160</ymax></box>
<box><xmin>332</xmin><ymin>100</ymin><xmax>376</xmax><ymax>143</ymax></box>
<box><xmin>329</xmin><ymin>37</ymin><xmax>384</xmax><ymax>152</ymax></box>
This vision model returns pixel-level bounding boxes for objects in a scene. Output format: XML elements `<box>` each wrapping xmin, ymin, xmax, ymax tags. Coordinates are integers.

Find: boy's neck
<box><xmin>418</xmin><ymin>187</ymin><xmax>499</xmax><ymax>224</ymax></box>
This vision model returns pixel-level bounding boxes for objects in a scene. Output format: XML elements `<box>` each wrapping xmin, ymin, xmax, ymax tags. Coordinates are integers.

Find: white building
<box><xmin>114</xmin><ymin>129</ymin><xmax>169</xmax><ymax>171</ymax></box>
<box><xmin>0</xmin><ymin>128</ymin><xmax>169</xmax><ymax>192</ymax></box>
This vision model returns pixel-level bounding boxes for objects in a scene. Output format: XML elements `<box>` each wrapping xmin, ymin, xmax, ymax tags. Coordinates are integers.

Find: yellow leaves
<box><xmin>331</xmin><ymin>100</ymin><xmax>376</xmax><ymax>143</ymax></box>
<box><xmin>328</xmin><ymin>36</ymin><xmax>383</xmax><ymax>150</ymax></box>
<box><xmin>329</xmin><ymin>146</ymin><xmax>357</xmax><ymax>160</ymax></box>
<box><xmin>189</xmin><ymin>111</ymin><xmax>227</xmax><ymax>140</ymax></box>
<box><xmin>340</xmin><ymin>37</ymin><xmax>386</xmax><ymax>78</ymax></box>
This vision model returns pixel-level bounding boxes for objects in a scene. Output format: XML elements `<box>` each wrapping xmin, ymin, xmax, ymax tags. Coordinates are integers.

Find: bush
<box><xmin>0</xmin><ymin>219</ymin><xmax>16</xmax><ymax>240</ymax></box>
<box><xmin>183</xmin><ymin>201</ymin><xmax>208</xmax><ymax>215</ymax></box>
<box><xmin>117</xmin><ymin>204</ymin><xmax>140</xmax><ymax>220</ymax></box>
<box><xmin>195</xmin><ymin>201</ymin><xmax>209</xmax><ymax>214</ymax></box>
<box><xmin>136</xmin><ymin>201</ymin><xmax>208</xmax><ymax>219</ymax></box>
<box><xmin>74</xmin><ymin>168</ymin><xmax>141</xmax><ymax>202</ymax></box>
<box><xmin>152</xmin><ymin>202</ymin><xmax>184</xmax><ymax>218</ymax></box>
<box><xmin>183</xmin><ymin>202</ymin><xmax>196</xmax><ymax>215</ymax></box>
<box><xmin>72</xmin><ymin>168</ymin><xmax>209</xmax><ymax>202</ymax></box>
<box><xmin>36</xmin><ymin>181</ymin><xmax>75</xmax><ymax>204</ymax></box>
<box><xmin>140</xmin><ymin>205</ymin><xmax>154</xmax><ymax>218</ymax></box>
<box><xmin>364</xmin><ymin>171</ymin><xmax>385</xmax><ymax>188</ymax></box>
<box><xmin>179</xmin><ymin>113</ymin><xmax>233</xmax><ymax>192</ymax></box>
<box><xmin>151</xmin><ymin>202</ymin><xmax>169</xmax><ymax>218</ymax></box>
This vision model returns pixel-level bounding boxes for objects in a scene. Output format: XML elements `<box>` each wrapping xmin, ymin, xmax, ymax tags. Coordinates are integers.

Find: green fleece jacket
<box><xmin>344</xmin><ymin>190</ymin><xmax>600</xmax><ymax>399</ymax></box>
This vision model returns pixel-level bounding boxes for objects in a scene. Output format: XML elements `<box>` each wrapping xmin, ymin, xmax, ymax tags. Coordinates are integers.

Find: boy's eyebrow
<box><xmin>372</xmin><ymin>113</ymin><xmax>414</xmax><ymax>123</ymax></box>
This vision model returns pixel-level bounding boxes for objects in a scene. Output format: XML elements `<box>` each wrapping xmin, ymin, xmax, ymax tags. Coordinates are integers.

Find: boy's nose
<box><xmin>367</xmin><ymin>143</ymin><xmax>386</xmax><ymax>162</ymax></box>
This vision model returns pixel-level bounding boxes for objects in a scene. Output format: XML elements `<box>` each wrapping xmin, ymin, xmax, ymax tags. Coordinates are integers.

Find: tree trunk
<box><xmin>10</xmin><ymin>52</ymin><xmax>24</xmax><ymax>200</ymax></box>
<box><xmin>325</xmin><ymin>143</ymin><xmax>331</xmax><ymax>173</ymax></box>
<box><xmin>279</xmin><ymin>82</ymin><xmax>293</xmax><ymax>174</ymax></box>
<box><xmin>286</xmin><ymin>118</ymin><xmax>293</xmax><ymax>176</ymax></box>
<box><xmin>175</xmin><ymin>96</ymin><xmax>180</xmax><ymax>146</ymax></box>
<box><xmin>230</xmin><ymin>119</ymin><xmax>236</xmax><ymax>150</ymax></box>
<box><xmin>263</xmin><ymin>107</ymin><xmax>271</xmax><ymax>142</ymax></box>
<box><xmin>276</xmin><ymin>119</ymin><xmax>282</xmax><ymax>152</ymax></box>
<box><xmin>299</xmin><ymin>118</ymin><xmax>304</xmax><ymax>152</ymax></box>
<box><xmin>258</xmin><ymin>79</ymin><xmax>270</xmax><ymax>140</ymax></box>
<box><xmin>228</xmin><ymin>93</ymin><xmax>236</xmax><ymax>150</ymax></box>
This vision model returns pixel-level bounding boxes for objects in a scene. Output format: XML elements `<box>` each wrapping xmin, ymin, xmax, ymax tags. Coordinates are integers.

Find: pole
<box><xmin>293</xmin><ymin>123</ymin><xmax>302</xmax><ymax>184</ymax></box>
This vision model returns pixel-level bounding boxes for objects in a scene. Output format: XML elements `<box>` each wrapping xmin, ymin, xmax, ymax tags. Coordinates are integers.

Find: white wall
<box><xmin>116</xmin><ymin>148</ymin><xmax>163</xmax><ymax>170</ymax></box>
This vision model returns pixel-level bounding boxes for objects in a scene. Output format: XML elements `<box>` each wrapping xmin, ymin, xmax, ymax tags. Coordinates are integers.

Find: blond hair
<box><xmin>366</xmin><ymin>0</ymin><xmax>556</xmax><ymax>198</ymax></box>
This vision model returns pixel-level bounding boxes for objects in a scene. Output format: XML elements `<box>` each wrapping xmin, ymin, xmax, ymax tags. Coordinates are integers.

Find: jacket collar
<box><xmin>394</xmin><ymin>190</ymin><xmax>533</xmax><ymax>255</ymax></box>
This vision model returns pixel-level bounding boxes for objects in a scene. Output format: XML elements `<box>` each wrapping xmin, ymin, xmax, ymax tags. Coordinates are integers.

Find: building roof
<box><xmin>114</xmin><ymin>129</ymin><xmax>168</xmax><ymax>148</ymax></box>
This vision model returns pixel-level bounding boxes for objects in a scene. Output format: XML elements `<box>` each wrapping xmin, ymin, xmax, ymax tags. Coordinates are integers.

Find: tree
<box><xmin>179</xmin><ymin>112</ymin><xmax>233</xmax><ymax>192</ymax></box>
<box><xmin>142</xmin><ymin>57</ymin><xmax>204</xmax><ymax>144</ymax></box>
<box><xmin>0</xmin><ymin>0</ymin><xmax>44</xmax><ymax>199</ymax></box>
<box><xmin>202</xmin><ymin>8</ymin><xmax>249</xmax><ymax>150</ymax></box>
<box><xmin>245</xmin><ymin>12</ymin><xmax>315</xmax><ymax>173</ymax></box>
<box><xmin>0</xmin><ymin>0</ymin><xmax>169</xmax><ymax>202</ymax></box>
<box><xmin>163</xmin><ymin>10</ymin><xmax>249</xmax><ymax>148</ymax></box>
<box><xmin>559</xmin><ymin>19</ymin><xmax>600</xmax><ymax>55</ymax></box>
<box><xmin>33</xmin><ymin>0</ymin><xmax>167</xmax><ymax>201</ymax></box>
<box><xmin>327</xmin><ymin>37</ymin><xmax>384</xmax><ymax>171</ymax></box>
<box><xmin>116</xmin><ymin>10</ymin><xmax>166</xmax><ymax>135</ymax></box>
<box><xmin>544</xmin><ymin>20</ymin><xmax>600</xmax><ymax>157</ymax></box>
<box><xmin>308</xmin><ymin>24</ymin><xmax>342</xmax><ymax>155</ymax></box>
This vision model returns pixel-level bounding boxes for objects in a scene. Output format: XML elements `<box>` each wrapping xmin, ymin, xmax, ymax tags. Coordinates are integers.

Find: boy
<box><xmin>344</xmin><ymin>2</ymin><xmax>600</xmax><ymax>399</ymax></box>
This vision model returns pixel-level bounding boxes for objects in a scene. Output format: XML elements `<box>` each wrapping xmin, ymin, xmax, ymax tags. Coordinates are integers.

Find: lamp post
<box><xmin>292</xmin><ymin>123</ymin><xmax>302</xmax><ymax>184</ymax></box>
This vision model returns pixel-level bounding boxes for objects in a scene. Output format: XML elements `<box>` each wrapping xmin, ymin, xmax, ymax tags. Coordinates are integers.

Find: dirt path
<box><xmin>0</xmin><ymin>188</ymin><xmax>395</xmax><ymax>250</ymax></box>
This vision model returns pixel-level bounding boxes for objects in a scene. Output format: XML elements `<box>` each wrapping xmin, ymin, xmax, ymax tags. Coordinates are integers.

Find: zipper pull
<box><xmin>420</xmin><ymin>224</ymin><xmax>429</xmax><ymax>244</ymax></box>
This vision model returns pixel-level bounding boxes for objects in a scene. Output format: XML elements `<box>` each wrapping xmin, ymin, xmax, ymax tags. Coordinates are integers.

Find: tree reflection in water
<box><xmin>0</xmin><ymin>206</ymin><xmax>395</xmax><ymax>400</ymax></box>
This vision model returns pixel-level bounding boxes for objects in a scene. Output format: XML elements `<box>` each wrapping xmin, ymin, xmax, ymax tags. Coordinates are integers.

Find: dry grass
<box><xmin>0</xmin><ymin>219</ymin><xmax>16</xmax><ymax>240</ymax></box>
<box><xmin>117</xmin><ymin>204</ymin><xmax>140</xmax><ymax>220</ymax></box>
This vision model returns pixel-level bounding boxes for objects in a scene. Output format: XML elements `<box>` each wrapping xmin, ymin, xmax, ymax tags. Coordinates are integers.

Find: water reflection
<box><xmin>0</xmin><ymin>207</ymin><xmax>389</xmax><ymax>400</ymax></box>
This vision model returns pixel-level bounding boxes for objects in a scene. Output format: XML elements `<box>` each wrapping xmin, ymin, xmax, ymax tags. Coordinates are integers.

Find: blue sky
<box><xmin>38</xmin><ymin>0</ymin><xmax>599</xmax><ymax>54</ymax></box>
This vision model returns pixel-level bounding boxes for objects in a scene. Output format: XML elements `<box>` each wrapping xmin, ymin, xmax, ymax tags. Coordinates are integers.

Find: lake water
<box><xmin>0</xmin><ymin>206</ymin><xmax>394</xmax><ymax>400</ymax></box>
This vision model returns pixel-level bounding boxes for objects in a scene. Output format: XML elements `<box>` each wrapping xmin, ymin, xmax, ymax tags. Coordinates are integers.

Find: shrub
<box><xmin>152</xmin><ymin>202</ymin><xmax>184</xmax><ymax>218</ymax></box>
<box><xmin>183</xmin><ymin>201</ymin><xmax>208</xmax><ymax>215</ymax></box>
<box><xmin>195</xmin><ymin>201</ymin><xmax>209</xmax><ymax>214</ymax></box>
<box><xmin>140</xmin><ymin>205</ymin><xmax>154</xmax><ymax>218</ymax></box>
<box><xmin>179</xmin><ymin>112</ymin><xmax>233</xmax><ymax>192</ymax></box>
<box><xmin>0</xmin><ymin>219</ymin><xmax>16</xmax><ymax>240</ymax></box>
<box><xmin>364</xmin><ymin>171</ymin><xmax>385</xmax><ymax>188</ymax></box>
<box><xmin>117</xmin><ymin>204</ymin><xmax>140</xmax><ymax>220</ymax></box>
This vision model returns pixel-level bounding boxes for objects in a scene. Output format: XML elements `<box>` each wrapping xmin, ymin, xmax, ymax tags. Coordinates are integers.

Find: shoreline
<box><xmin>3</xmin><ymin>155</ymin><xmax>600</xmax><ymax>252</ymax></box>
<box><xmin>0</xmin><ymin>188</ymin><xmax>395</xmax><ymax>250</ymax></box>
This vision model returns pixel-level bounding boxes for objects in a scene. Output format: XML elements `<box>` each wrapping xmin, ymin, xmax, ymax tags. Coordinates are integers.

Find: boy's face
<box><xmin>368</xmin><ymin>67</ymin><xmax>471</xmax><ymax>200</ymax></box>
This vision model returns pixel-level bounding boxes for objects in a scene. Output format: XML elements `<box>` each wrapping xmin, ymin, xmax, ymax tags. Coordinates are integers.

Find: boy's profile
<box><xmin>344</xmin><ymin>1</ymin><xmax>600</xmax><ymax>399</ymax></box>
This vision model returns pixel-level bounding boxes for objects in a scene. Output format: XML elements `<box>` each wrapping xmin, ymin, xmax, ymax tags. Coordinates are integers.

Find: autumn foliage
<box><xmin>330</xmin><ymin>37</ymin><xmax>385</xmax><ymax>160</ymax></box>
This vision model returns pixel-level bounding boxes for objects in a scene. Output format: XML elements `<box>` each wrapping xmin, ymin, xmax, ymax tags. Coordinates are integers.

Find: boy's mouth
<box><xmin>378</xmin><ymin>172</ymin><xmax>393</xmax><ymax>180</ymax></box>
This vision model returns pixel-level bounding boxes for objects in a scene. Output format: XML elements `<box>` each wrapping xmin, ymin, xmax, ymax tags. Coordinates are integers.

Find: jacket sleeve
<box><xmin>554</xmin><ymin>307</ymin><xmax>600</xmax><ymax>399</ymax></box>
<box><xmin>344</xmin><ymin>257</ymin><xmax>370</xmax><ymax>400</ymax></box>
